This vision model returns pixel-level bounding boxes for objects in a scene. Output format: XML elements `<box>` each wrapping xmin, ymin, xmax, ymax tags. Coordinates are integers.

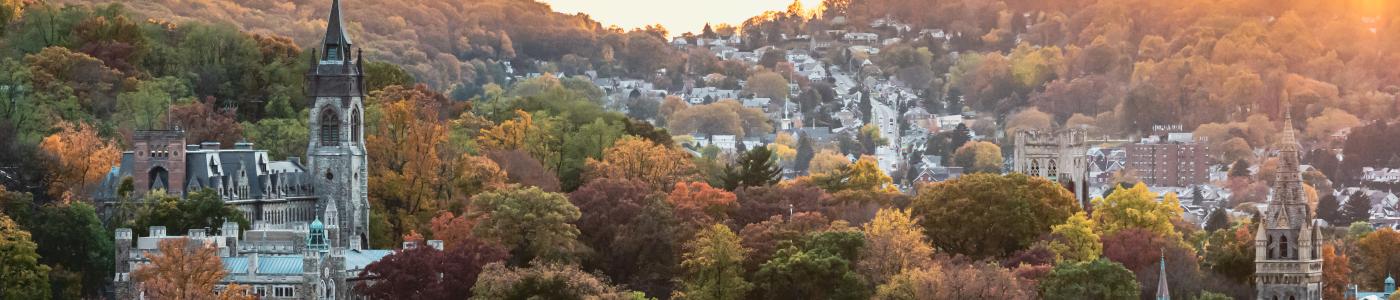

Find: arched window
<box><xmin>1048</xmin><ymin>159</ymin><xmax>1059</xmax><ymax>176</ymax></box>
<box><xmin>1280</xmin><ymin>235</ymin><xmax>1289</xmax><ymax>258</ymax></box>
<box><xmin>1267</xmin><ymin>235</ymin><xmax>1275</xmax><ymax>259</ymax></box>
<box><xmin>148</xmin><ymin>166</ymin><xmax>169</xmax><ymax>191</ymax></box>
<box><xmin>351</xmin><ymin>109</ymin><xmax>362</xmax><ymax>144</ymax></box>
<box><xmin>1030</xmin><ymin>160</ymin><xmax>1041</xmax><ymax>176</ymax></box>
<box><xmin>320</xmin><ymin>109</ymin><xmax>340</xmax><ymax>146</ymax></box>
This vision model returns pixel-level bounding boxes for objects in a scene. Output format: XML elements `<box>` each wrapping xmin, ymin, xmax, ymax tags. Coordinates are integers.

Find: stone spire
<box><xmin>1156</xmin><ymin>252</ymin><xmax>1170</xmax><ymax>300</ymax></box>
<box><xmin>321</xmin><ymin>0</ymin><xmax>353</xmax><ymax>60</ymax></box>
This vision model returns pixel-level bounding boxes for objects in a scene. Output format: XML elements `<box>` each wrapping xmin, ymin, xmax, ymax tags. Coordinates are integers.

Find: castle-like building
<box><xmin>1254</xmin><ymin>110</ymin><xmax>1323</xmax><ymax>300</ymax></box>
<box><xmin>1012</xmin><ymin>128</ymin><xmax>1091</xmax><ymax>207</ymax></box>
<box><xmin>104</xmin><ymin>1</ymin><xmax>388</xmax><ymax>298</ymax></box>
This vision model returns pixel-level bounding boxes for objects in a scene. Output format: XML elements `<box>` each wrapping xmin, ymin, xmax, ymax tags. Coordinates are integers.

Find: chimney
<box><xmin>189</xmin><ymin>228</ymin><xmax>207</xmax><ymax>239</ymax></box>
<box><xmin>248</xmin><ymin>253</ymin><xmax>259</xmax><ymax>276</ymax></box>
<box><xmin>234</xmin><ymin>142</ymin><xmax>254</xmax><ymax>150</ymax></box>
<box><xmin>150</xmin><ymin>226</ymin><xmax>166</xmax><ymax>237</ymax></box>
<box><xmin>115</xmin><ymin>228</ymin><xmax>133</xmax><ymax>241</ymax></box>
<box><xmin>427</xmin><ymin>240</ymin><xmax>444</xmax><ymax>251</ymax></box>
<box><xmin>200</xmin><ymin>142</ymin><xmax>220</xmax><ymax>150</ymax></box>
<box><xmin>186</xmin><ymin>144</ymin><xmax>199</xmax><ymax>152</ymax></box>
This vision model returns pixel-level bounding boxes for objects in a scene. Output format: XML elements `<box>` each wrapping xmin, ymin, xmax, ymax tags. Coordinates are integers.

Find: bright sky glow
<box><xmin>542</xmin><ymin>0</ymin><xmax>823</xmax><ymax>35</ymax></box>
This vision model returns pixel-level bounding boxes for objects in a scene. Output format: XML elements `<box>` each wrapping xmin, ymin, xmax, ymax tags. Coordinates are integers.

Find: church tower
<box><xmin>1254</xmin><ymin>107</ymin><xmax>1323</xmax><ymax>300</ymax></box>
<box><xmin>307</xmin><ymin>0</ymin><xmax>369</xmax><ymax>250</ymax></box>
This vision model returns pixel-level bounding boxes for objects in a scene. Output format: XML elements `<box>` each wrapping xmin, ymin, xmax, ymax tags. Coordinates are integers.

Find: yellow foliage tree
<box><xmin>476</xmin><ymin>110</ymin><xmax>552</xmax><ymax>160</ymax></box>
<box><xmin>39</xmin><ymin>121</ymin><xmax>120</xmax><ymax>201</ymax></box>
<box><xmin>808</xmin><ymin>149</ymin><xmax>850</xmax><ymax>175</ymax></box>
<box><xmin>584</xmin><ymin>136</ymin><xmax>696</xmax><ymax>190</ymax></box>
<box><xmin>367</xmin><ymin>95</ymin><xmax>452</xmax><ymax>246</ymax></box>
<box><xmin>858</xmin><ymin>208</ymin><xmax>934</xmax><ymax>286</ymax></box>
<box><xmin>1048</xmin><ymin>212</ymin><xmax>1102</xmax><ymax>262</ymax></box>
<box><xmin>1090</xmin><ymin>183</ymin><xmax>1182</xmax><ymax>240</ymax></box>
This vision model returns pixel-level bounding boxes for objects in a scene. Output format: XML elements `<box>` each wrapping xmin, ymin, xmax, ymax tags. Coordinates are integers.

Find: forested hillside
<box><xmin>55</xmin><ymin>0</ymin><xmax>674</xmax><ymax>92</ymax></box>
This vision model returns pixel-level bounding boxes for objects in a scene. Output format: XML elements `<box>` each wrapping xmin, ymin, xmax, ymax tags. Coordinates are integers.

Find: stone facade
<box><xmin>107</xmin><ymin>1</ymin><xmax>386</xmax><ymax>298</ymax></box>
<box><xmin>1012</xmin><ymin>128</ymin><xmax>1091</xmax><ymax>207</ymax></box>
<box><xmin>1254</xmin><ymin>111</ymin><xmax>1323</xmax><ymax>300</ymax></box>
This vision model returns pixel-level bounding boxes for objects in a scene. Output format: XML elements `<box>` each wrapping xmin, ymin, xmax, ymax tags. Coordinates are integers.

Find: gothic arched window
<box><xmin>1267</xmin><ymin>235</ymin><xmax>1275</xmax><ymax>259</ymax></box>
<box><xmin>1030</xmin><ymin>160</ymin><xmax>1041</xmax><ymax>176</ymax></box>
<box><xmin>1280</xmin><ymin>235</ymin><xmax>1290</xmax><ymax>258</ymax></box>
<box><xmin>1048</xmin><ymin>159</ymin><xmax>1059</xmax><ymax>176</ymax></box>
<box><xmin>351</xmin><ymin>108</ymin><xmax>362</xmax><ymax>144</ymax></box>
<box><xmin>320</xmin><ymin>109</ymin><xmax>340</xmax><ymax>146</ymax></box>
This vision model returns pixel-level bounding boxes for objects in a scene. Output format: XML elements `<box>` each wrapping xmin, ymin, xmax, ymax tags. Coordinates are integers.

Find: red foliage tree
<box><xmin>169</xmin><ymin>97</ymin><xmax>243</xmax><ymax>147</ymax></box>
<box><xmin>354</xmin><ymin>237</ymin><xmax>508</xmax><ymax>299</ymax></box>
<box><xmin>731</xmin><ymin>183</ymin><xmax>831</xmax><ymax>227</ymax></box>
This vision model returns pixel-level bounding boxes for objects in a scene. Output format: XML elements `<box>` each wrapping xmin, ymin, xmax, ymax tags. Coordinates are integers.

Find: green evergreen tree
<box><xmin>1191</xmin><ymin>186</ymin><xmax>1205</xmax><ymax>207</ymax></box>
<box><xmin>1316</xmin><ymin>194</ymin><xmax>1341</xmax><ymax>225</ymax></box>
<box><xmin>794</xmin><ymin>133</ymin><xmax>815</xmax><ymax>174</ymax></box>
<box><xmin>720</xmin><ymin>146</ymin><xmax>783</xmax><ymax>190</ymax></box>
<box><xmin>1341</xmin><ymin>191</ymin><xmax>1373</xmax><ymax>225</ymax></box>
<box><xmin>1204</xmin><ymin>208</ymin><xmax>1230</xmax><ymax>232</ymax></box>
<box><xmin>1229</xmin><ymin>159</ymin><xmax>1251</xmax><ymax>178</ymax></box>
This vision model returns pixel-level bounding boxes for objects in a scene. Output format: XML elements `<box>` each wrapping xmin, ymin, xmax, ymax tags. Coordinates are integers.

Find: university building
<box><xmin>102</xmin><ymin>1</ymin><xmax>390</xmax><ymax>298</ymax></box>
<box><xmin>1012</xmin><ymin>128</ymin><xmax>1091</xmax><ymax>208</ymax></box>
<box><xmin>1254</xmin><ymin>111</ymin><xmax>1323</xmax><ymax>300</ymax></box>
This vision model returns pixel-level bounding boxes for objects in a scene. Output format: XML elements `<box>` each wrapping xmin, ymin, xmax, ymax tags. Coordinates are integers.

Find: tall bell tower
<box><xmin>306</xmin><ymin>0</ymin><xmax>369</xmax><ymax>249</ymax></box>
<box><xmin>1254</xmin><ymin>106</ymin><xmax>1323</xmax><ymax>300</ymax></box>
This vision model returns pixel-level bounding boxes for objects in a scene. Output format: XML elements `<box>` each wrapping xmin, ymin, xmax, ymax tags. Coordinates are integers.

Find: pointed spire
<box><xmin>1156</xmin><ymin>251</ymin><xmax>1170</xmax><ymax>300</ymax></box>
<box><xmin>322</xmin><ymin>0</ymin><xmax>353</xmax><ymax>60</ymax></box>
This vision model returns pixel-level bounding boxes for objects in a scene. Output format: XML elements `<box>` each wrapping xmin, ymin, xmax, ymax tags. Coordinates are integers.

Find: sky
<box><xmin>542</xmin><ymin>0</ymin><xmax>822</xmax><ymax>36</ymax></box>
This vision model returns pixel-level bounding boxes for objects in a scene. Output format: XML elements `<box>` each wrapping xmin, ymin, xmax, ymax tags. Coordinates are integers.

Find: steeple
<box><xmin>1156</xmin><ymin>252</ymin><xmax>1170</xmax><ymax>300</ymax></box>
<box><xmin>321</xmin><ymin>0</ymin><xmax>353</xmax><ymax>61</ymax></box>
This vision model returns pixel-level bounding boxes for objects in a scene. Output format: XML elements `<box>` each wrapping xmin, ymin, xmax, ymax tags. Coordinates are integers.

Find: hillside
<box><xmin>56</xmin><ymin>0</ymin><xmax>620</xmax><ymax>88</ymax></box>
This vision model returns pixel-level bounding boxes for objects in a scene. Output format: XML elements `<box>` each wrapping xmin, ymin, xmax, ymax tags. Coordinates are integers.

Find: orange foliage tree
<box><xmin>428</xmin><ymin>211</ymin><xmax>476</xmax><ymax>250</ymax></box>
<box><xmin>39</xmin><ymin>121</ymin><xmax>119</xmax><ymax>201</ymax></box>
<box><xmin>667</xmin><ymin>181</ymin><xmax>738</xmax><ymax>227</ymax></box>
<box><xmin>1321</xmin><ymin>242</ymin><xmax>1350</xmax><ymax>300</ymax></box>
<box><xmin>132</xmin><ymin>238</ymin><xmax>254</xmax><ymax>300</ymax></box>
<box><xmin>584</xmin><ymin>136</ymin><xmax>695</xmax><ymax>191</ymax></box>
<box><xmin>366</xmin><ymin>86</ymin><xmax>454</xmax><ymax>248</ymax></box>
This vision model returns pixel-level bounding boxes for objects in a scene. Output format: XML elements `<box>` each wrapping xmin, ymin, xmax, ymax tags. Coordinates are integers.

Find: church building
<box><xmin>105</xmin><ymin>1</ymin><xmax>393</xmax><ymax>298</ymax></box>
<box><xmin>1253</xmin><ymin>109</ymin><xmax>1323</xmax><ymax>300</ymax></box>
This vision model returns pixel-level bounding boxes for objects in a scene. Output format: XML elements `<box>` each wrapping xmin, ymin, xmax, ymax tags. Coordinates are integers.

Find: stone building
<box><xmin>1125</xmin><ymin>131</ymin><xmax>1211</xmax><ymax>187</ymax></box>
<box><xmin>1012</xmin><ymin>128</ymin><xmax>1091</xmax><ymax>207</ymax></box>
<box><xmin>1254</xmin><ymin>110</ymin><xmax>1323</xmax><ymax>300</ymax></box>
<box><xmin>107</xmin><ymin>0</ymin><xmax>388</xmax><ymax>298</ymax></box>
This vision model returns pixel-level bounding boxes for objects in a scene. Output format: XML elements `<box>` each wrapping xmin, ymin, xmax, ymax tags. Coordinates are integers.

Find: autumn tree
<box><xmin>858</xmin><ymin>208</ymin><xmax>934</xmax><ymax>286</ymax></box>
<box><xmin>1037</xmin><ymin>258</ymin><xmax>1140</xmax><ymax>300</ymax></box>
<box><xmin>953</xmin><ymin>141</ymin><xmax>1002</xmax><ymax>173</ymax></box>
<box><xmin>168</xmin><ymin>98</ymin><xmax>244</xmax><ymax>147</ymax></box>
<box><xmin>366</xmin><ymin>85</ymin><xmax>453</xmax><ymax>247</ymax></box>
<box><xmin>676</xmin><ymin>224</ymin><xmax>753</xmax><ymax>300</ymax></box>
<box><xmin>133</xmin><ymin>189</ymin><xmax>248</xmax><ymax>236</ymax></box>
<box><xmin>808</xmin><ymin>149</ymin><xmax>850</xmax><ymax>175</ymax></box>
<box><xmin>568</xmin><ymin>178</ymin><xmax>679</xmax><ymax>295</ymax></box>
<box><xmin>132</xmin><ymin>238</ymin><xmax>253</xmax><ymax>300</ymax></box>
<box><xmin>911</xmin><ymin>173</ymin><xmax>1078</xmax><ymax>259</ymax></box>
<box><xmin>1356</xmin><ymin>228</ymin><xmax>1400</xmax><ymax>290</ymax></box>
<box><xmin>1091</xmin><ymin>183</ymin><xmax>1183</xmax><ymax>239</ymax></box>
<box><xmin>0</xmin><ymin>213</ymin><xmax>50</xmax><ymax>300</ymax></box>
<box><xmin>872</xmin><ymin>262</ymin><xmax>1033</xmax><ymax>300</ymax></box>
<box><xmin>745</xmin><ymin>70</ymin><xmax>790</xmax><ymax>102</ymax></box>
<box><xmin>38</xmin><ymin>121</ymin><xmax>119</xmax><ymax>201</ymax></box>
<box><xmin>472</xmin><ymin>262</ymin><xmax>637</xmax><ymax>299</ymax></box>
<box><xmin>731</xmin><ymin>183</ymin><xmax>830</xmax><ymax>227</ymax></box>
<box><xmin>426</xmin><ymin>211</ymin><xmax>475</xmax><ymax>250</ymax></box>
<box><xmin>1321</xmin><ymin>243</ymin><xmax>1350</xmax><ymax>300</ymax></box>
<box><xmin>1048</xmin><ymin>212</ymin><xmax>1101</xmax><ymax>263</ymax></box>
<box><xmin>668</xmin><ymin>181</ymin><xmax>739</xmax><ymax>229</ymax></box>
<box><xmin>468</xmin><ymin>186</ymin><xmax>583</xmax><ymax>265</ymax></box>
<box><xmin>354</xmin><ymin>237</ymin><xmax>508</xmax><ymax>299</ymax></box>
<box><xmin>585</xmin><ymin>136</ymin><xmax>696</xmax><ymax>191</ymax></box>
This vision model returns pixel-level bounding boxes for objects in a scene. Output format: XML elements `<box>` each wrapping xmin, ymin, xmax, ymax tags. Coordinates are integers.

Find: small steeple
<box><xmin>1156</xmin><ymin>251</ymin><xmax>1170</xmax><ymax>300</ymax></box>
<box><xmin>322</xmin><ymin>0</ymin><xmax>353</xmax><ymax>61</ymax></box>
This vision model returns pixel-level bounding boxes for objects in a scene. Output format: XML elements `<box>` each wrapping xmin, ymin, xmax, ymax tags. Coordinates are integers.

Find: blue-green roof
<box><xmin>222</xmin><ymin>256</ymin><xmax>304</xmax><ymax>275</ymax></box>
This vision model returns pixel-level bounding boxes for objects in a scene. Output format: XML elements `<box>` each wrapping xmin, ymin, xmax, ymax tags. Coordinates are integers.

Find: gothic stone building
<box><xmin>1254</xmin><ymin>111</ymin><xmax>1323</xmax><ymax>300</ymax></box>
<box><xmin>1012</xmin><ymin>128</ymin><xmax>1091</xmax><ymax>207</ymax></box>
<box><xmin>105</xmin><ymin>0</ymin><xmax>386</xmax><ymax>298</ymax></box>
